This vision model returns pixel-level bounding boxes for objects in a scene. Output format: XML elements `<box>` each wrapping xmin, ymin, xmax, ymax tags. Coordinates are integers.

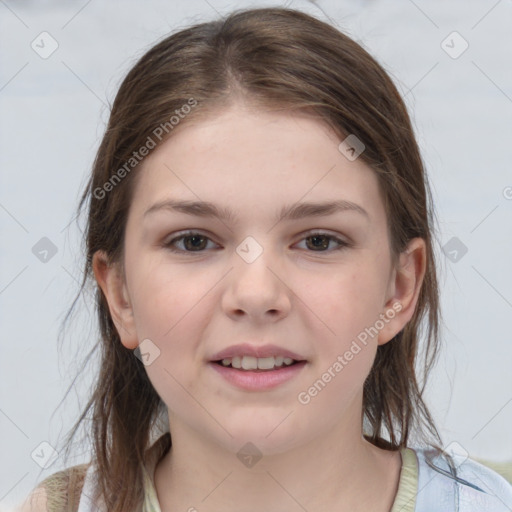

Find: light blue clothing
<box><xmin>410</xmin><ymin>447</ymin><xmax>512</xmax><ymax>511</ymax></box>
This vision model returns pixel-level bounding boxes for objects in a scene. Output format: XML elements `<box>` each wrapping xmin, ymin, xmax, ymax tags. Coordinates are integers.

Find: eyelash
<box><xmin>162</xmin><ymin>230</ymin><xmax>351</xmax><ymax>254</ymax></box>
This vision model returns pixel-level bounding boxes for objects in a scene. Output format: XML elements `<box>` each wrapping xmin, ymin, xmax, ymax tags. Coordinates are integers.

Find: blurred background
<box><xmin>1</xmin><ymin>0</ymin><xmax>511</xmax><ymax>508</ymax></box>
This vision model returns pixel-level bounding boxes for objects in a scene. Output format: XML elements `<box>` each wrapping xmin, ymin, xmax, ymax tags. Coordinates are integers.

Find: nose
<box><xmin>221</xmin><ymin>239</ymin><xmax>292</xmax><ymax>323</ymax></box>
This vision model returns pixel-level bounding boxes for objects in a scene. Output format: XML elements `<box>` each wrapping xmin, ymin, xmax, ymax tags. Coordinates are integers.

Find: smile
<box><xmin>210</xmin><ymin>359</ymin><xmax>307</xmax><ymax>391</ymax></box>
<box><xmin>216</xmin><ymin>355</ymin><xmax>298</xmax><ymax>371</ymax></box>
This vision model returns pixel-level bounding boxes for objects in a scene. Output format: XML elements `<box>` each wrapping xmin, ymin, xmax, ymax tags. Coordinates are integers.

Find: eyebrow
<box><xmin>143</xmin><ymin>198</ymin><xmax>369</xmax><ymax>224</ymax></box>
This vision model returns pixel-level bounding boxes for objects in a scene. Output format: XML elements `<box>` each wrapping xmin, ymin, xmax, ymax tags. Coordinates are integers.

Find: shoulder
<box><xmin>17</xmin><ymin>464</ymin><xmax>90</xmax><ymax>512</ymax></box>
<box><xmin>411</xmin><ymin>447</ymin><xmax>512</xmax><ymax>511</ymax></box>
<box><xmin>16</xmin><ymin>486</ymin><xmax>48</xmax><ymax>512</ymax></box>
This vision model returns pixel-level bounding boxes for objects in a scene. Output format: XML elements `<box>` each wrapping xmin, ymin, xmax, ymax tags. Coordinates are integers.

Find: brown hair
<box><xmin>56</xmin><ymin>6</ymin><xmax>443</xmax><ymax>511</ymax></box>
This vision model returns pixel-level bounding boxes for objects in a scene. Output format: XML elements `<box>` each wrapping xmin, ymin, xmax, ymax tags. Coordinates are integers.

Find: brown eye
<box><xmin>182</xmin><ymin>234</ymin><xmax>208</xmax><ymax>251</ymax></box>
<box><xmin>306</xmin><ymin>234</ymin><xmax>330</xmax><ymax>251</ymax></box>
<box><xmin>297</xmin><ymin>232</ymin><xmax>349</xmax><ymax>252</ymax></box>
<box><xmin>164</xmin><ymin>232</ymin><xmax>216</xmax><ymax>252</ymax></box>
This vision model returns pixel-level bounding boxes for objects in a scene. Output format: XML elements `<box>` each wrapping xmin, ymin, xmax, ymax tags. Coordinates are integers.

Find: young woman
<box><xmin>19</xmin><ymin>6</ymin><xmax>512</xmax><ymax>512</ymax></box>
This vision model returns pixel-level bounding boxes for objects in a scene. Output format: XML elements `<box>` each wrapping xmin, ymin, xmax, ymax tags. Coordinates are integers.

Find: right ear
<box><xmin>92</xmin><ymin>250</ymin><xmax>139</xmax><ymax>350</ymax></box>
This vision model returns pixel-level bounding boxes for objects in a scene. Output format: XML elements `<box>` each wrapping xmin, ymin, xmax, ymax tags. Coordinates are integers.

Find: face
<box><xmin>94</xmin><ymin>102</ymin><xmax>425</xmax><ymax>456</ymax></box>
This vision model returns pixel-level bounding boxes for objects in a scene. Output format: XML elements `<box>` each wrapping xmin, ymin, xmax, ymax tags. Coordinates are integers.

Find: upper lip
<box><xmin>210</xmin><ymin>343</ymin><xmax>306</xmax><ymax>361</ymax></box>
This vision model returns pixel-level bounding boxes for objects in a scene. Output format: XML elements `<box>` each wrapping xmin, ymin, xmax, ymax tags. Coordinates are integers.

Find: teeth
<box><xmin>219</xmin><ymin>355</ymin><xmax>297</xmax><ymax>370</ymax></box>
<box><xmin>257</xmin><ymin>357</ymin><xmax>275</xmax><ymax>370</ymax></box>
<box><xmin>241</xmin><ymin>356</ymin><xmax>258</xmax><ymax>370</ymax></box>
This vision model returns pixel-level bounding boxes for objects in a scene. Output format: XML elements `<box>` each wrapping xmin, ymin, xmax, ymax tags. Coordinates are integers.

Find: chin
<box><xmin>214</xmin><ymin>416</ymin><xmax>304</xmax><ymax>458</ymax></box>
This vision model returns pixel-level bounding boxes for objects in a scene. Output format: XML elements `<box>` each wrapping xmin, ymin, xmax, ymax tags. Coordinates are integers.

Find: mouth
<box><xmin>213</xmin><ymin>355</ymin><xmax>303</xmax><ymax>371</ymax></box>
<box><xmin>209</xmin><ymin>355</ymin><xmax>307</xmax><ymax>391</ymax></box>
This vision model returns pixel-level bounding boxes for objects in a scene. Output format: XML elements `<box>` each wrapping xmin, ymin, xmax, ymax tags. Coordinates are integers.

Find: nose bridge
<box><xmin>223</xmin><ymin>233</ymin><xmax>290</xmax><ymax>317</ymax></box>
<box><xmin>235</xmin><ymin>234</ymin><xmax>270</xmax><ymax>267</ymax></box>
<box><xmin>232</xmin><ymin>234</ymin><xmax>280</xmax><ymax>284</ymax></box>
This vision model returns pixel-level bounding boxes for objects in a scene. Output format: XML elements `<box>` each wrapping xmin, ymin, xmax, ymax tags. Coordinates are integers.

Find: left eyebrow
<box><xmin>143</xmin><ymin>198</ymin><xmax>370</xmax><ymax>224</ymax></box>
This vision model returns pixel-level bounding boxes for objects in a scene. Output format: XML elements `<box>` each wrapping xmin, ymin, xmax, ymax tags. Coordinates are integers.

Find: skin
<box><xmin>93</xmin><ymin>102</ymin><xmax>426</xmax><ymax>512</ymax></box>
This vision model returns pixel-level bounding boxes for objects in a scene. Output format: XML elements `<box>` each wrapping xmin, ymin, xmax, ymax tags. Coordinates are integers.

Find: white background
<box><xmin>1</xmin><ymin>0</ymin><xmax>511</xmax><ymax>508</ymax></box>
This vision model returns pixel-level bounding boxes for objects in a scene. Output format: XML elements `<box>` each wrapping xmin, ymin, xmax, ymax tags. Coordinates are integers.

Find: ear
<box><xmin>377</xmin><ymin>237</ymin><xmax>427</xmax><ymax>346</ymax></box>
<box><xmin>92</xmin><ymin>250</ymin><xmax>139</xmax><ymax>350</ymax></box>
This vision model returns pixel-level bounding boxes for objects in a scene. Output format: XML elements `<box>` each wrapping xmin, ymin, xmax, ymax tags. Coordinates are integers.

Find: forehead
<box><xmin>128</xmin><ymin>105</ymin><xmax>385</xmax><ymax>225</ymax></box>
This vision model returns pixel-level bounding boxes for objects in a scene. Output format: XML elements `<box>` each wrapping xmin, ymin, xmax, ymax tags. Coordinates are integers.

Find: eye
<box><xmin>163</xmin><ymin>231</ymin><xmax>218</xmax><ymax>253</ymax></box>
<box><xmin>163</xmin><ymin>230</ymin><xmax>350</xmax><ymax>254</ymax></box>
<box><xmin>295</xmin><ymin>231</ymin><xmax>350</xmax><ymax>252</ymax></box>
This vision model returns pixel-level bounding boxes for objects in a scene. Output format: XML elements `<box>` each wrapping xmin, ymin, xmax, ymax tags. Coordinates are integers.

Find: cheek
<box><xmin>297</xmin><ymin>271</ymin><xmax>381</xmax><ymax>412</ymax></box>
<box><xmin>137</xmin><ymin>287</ymin><xmax>209</xmax><ymax>415</ymax></box>
<box><xmin>127</xmin><ymin>253</ymin><xmax>209</xmax><ymax>340</ymax></box>
<box><xmin>296</xmin><ymin>344</ymin><xmax>376</xmax><ymax>435</ymax></box>
<box><xmin>127</xmin><ymin>256</ymin><xmax>225</xmax><ymax>368</ymax></box>
<box><xmin>312</xmin><ymin>266</ymin><xmax>386</xmax><ymax>346</ymax></box>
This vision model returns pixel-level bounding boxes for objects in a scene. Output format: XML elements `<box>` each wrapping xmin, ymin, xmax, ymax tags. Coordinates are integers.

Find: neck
<box><xmin>153</xmin><ymin>412</ymin><xmax>402</xmax><ymax>512</ymax></box>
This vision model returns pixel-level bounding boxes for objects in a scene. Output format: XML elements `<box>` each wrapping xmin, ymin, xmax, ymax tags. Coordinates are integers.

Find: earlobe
<box><xmin>92</xmin><ymin>250</ymin><xmax>139</xmax><ymax>350</ymax></box>
<box><xmin>377</xmin><ymin>238</ymin><xmax>427</xmax><ymax>345</ymax></box>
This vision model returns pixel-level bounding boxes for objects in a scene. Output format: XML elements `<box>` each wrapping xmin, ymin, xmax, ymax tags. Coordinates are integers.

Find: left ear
<box><xmin>377</xmin><ymin>237</ymin><xmax>427</xmax><ymax>345</ymax></box>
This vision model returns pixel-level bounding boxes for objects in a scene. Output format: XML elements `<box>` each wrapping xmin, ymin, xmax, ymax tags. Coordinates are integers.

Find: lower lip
<box><xmin>209</xmin><ymin>361</ymin><xmax>307</xmax><ymax>391</ymax></box>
